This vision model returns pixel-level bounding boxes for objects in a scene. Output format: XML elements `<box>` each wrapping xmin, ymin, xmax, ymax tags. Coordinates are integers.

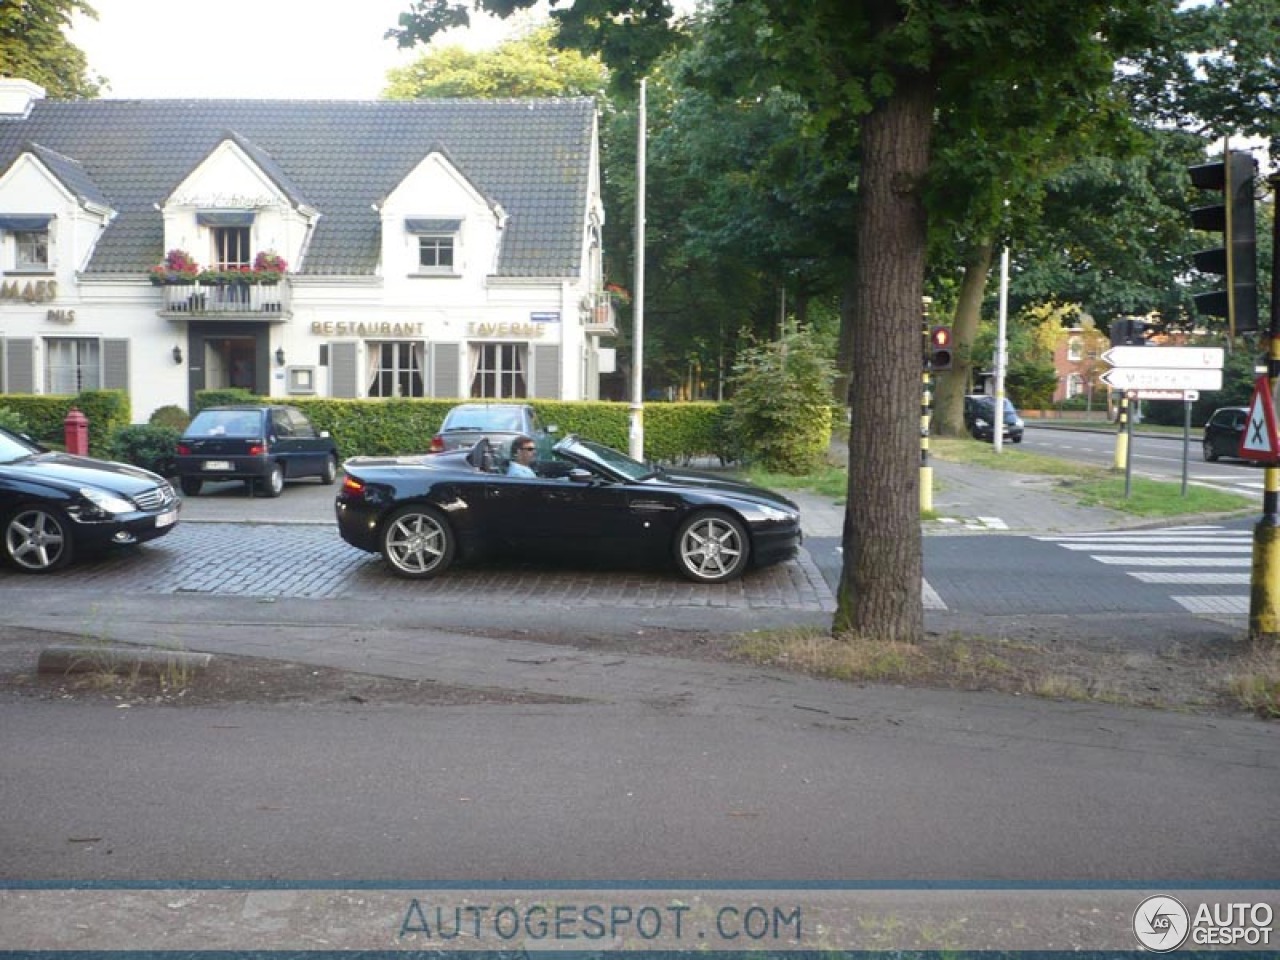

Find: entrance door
<box><xmin>205</xmin><ymin>338</ymin><xmax>258</xmax><ymax>392</ymax></box>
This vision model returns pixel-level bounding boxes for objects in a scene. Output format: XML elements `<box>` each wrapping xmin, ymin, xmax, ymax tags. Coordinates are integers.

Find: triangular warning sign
<box><xmin>1239</xmin><ymin>374</ymin><xmax>1280</xmax><ymax>461</ymax></box>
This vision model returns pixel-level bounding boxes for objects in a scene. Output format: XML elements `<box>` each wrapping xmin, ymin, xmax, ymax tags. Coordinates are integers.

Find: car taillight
<box><xmin>248</xmin><ymin>443</ymin><xmax>265</xmax><ymax>456</ymax></box>
<box><xmin>176</xmin><ymin>443</ymin><xmax>190</xmax><ymax>455</ymax></box>
<box><xmin>342</xmin><ymin>476</ymin><xmax>366</xmax><ymax>498</ymax></box>
<box><xmin>430</xmin><ymin>435</ymin><xmax>444</xmax><ymax>452</ymax></box>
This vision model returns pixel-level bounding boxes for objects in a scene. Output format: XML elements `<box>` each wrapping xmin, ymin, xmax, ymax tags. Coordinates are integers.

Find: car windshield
<box><xmin>974</xmin><ymin>397</ymin><xmax>1016</xmax><ymax>416</ymax></box>
<box><xmin>442</xmin><ymin>407</ymin><xmax>523</xmax><ymax>432</ymax></box>
<box><xmin>187</xmin><ymin>409</ymin><xmax>263</xmax><ymax>437</ymax></box>
<box><xmin>557</xmin><ymin>436</ymin><xmax>655</xmax><ymax>481</ymax></box>
<box><xmin>0</xmin><ymin>429</ymin><xmax>39</xmax><ymax>464</ymax></box>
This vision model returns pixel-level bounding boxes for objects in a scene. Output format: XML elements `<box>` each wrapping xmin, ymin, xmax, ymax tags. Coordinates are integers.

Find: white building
<box><xmin>0</xmin><ymin>80</ymin><xmax>618</xmax><ymax>420</ymax></box>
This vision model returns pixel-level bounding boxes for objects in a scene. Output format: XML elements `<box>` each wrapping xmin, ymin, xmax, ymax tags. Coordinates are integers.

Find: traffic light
<box><xmin>1110</xmin><ymin>318</ymin><xmax>1147</xmax><ymax>347</ymax></box>
<box><xmin>929</xmin><ymin>325</ymin><xmax>953</xmax><ymax>371</ymax></box>
<box><xmin>1188</xmin><ymin>149</ymin><xmax>1258</xmax><ymax>337</ymax></box>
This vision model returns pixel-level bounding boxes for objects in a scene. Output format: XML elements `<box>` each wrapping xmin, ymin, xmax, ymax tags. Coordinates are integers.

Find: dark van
<box><xmin>964</xmin><ymin>394</ymin><xmax>1025</xmax><ymax>443</ymax></box>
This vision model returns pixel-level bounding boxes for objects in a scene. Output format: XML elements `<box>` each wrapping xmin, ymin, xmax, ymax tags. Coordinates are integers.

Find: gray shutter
<box><xmin>5</xmin><ymin>339</ymin><xmax>33</xmax><ymax>394</ymax></box>
<box><xmin>0</xmin><ymin>340</ymin><xmax>5</xmax><ymax>393</ymax></box>
<box><xmin>532</xmin><ymin>344</ymin><xmax>561</xmax><ymax>399</ymax></box>
<box><xmin>330</xmin><ymin>342</ymin><xmax>359</xmax><ymax>397</ymax></box>
<box><xmin>431</xmin><ymin>342</ymin><xmax>461</xmax><ymax>398</ymax></box>
<box><xmin>102</xmin><ymin>339</ymin><xmax>129</xmax><ymax>391</ymax></box>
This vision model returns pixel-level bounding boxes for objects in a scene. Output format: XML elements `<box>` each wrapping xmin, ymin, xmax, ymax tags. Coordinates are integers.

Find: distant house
<box><xmin>1052</xmin><ymin>324</ymin><xmax>1109</xmax><ymax>404</ymax></box>
<box><xmin>0</xmin><ymin>79</ymin><xmax>617</xmax><ymax>419</ymax></box>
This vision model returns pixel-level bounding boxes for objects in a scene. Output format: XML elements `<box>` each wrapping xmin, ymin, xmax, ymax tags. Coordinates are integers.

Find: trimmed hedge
<box><xmin>0</xmin><ymin>390</ymin><xmax>129</xmax><ymax>456</ymax></box>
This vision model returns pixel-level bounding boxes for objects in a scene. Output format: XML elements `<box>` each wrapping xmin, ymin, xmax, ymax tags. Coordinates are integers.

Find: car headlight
<box><xmin>757</xmin><ymin>504</ymin><xmax>797</xmax><ymax>523</ymax></box>
<box><xmin>79</xmin><ymin>487</ymin><xmax>134</xmax><ymax>516</ymax></box>
<box><xmin>1014</xmin><ymin>418</ymin><xmax>1025</xmax><ymax>427</ymax></box>
<box><xmin>975</xmin><ymin>418</ymin><xmax>990</xmax><ymax>428</ymax></box>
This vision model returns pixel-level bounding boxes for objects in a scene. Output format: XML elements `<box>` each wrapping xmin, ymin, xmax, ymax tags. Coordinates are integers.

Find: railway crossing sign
<box><xmin>1240</xmin><ymin>374</ymin><xmax>1280</xmax><ymax>462</ymax></box>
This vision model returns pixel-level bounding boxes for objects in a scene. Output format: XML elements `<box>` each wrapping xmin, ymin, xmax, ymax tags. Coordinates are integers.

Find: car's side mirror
<box><xmin>568</xmin><ymin>468</ymin><xmax>593</xmax><ymax>483</ymax></box>
<box><xmin>319</xmin><ymin>430</ymin><xmax>331</xmax><ymax>438</ymax></box>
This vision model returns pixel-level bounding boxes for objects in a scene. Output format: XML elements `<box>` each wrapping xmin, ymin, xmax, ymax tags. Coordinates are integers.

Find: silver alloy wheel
<box><xmin>675</xmin><ymin>511</ymin><xmax>749</xmax><ymax>583</ymax></box>
<box><xmin>5</xmin><ymin>507</ymin><xmax>73</xmax><ymax>572</ymax></box>
<box><xmin>382</xmin><ymin>506</ymin><xmax>456</xmax><ymax>579</ymax></box>
<box><xmin>259</xmin><ymin>463</ymin><xmax>285</xmax><ymax>498</ymax></box>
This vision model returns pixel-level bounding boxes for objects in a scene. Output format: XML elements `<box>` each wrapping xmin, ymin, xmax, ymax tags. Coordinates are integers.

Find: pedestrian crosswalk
<box><xmin>1034</xmin><ymin>525</ymin><xmax>1252</xmax><ymax>616</ymax></box>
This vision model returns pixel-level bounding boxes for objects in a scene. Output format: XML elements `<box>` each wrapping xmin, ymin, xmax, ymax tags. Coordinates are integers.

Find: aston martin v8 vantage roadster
<box><xmin>335</xmin><ymin>436</ymin><xmax>802</xmax><ymax>583</ymax></box>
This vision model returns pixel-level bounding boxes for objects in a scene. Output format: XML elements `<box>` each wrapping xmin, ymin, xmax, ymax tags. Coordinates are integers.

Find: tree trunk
<box><xmin>835</xmin><ymin>72</ymin><xmax>935</xmax><ymax>644</ymax></box>
<box><xmin>933</xmin><ymin>240</ymin><xmax>994</xmax><ymax>437</ymax></box>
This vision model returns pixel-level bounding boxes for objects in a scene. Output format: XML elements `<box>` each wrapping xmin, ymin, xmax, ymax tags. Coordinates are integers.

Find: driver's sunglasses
<box><xmin>519</xmin><ymin>446</ymin><xmax>536</xmax><ymax>452</ymax></box>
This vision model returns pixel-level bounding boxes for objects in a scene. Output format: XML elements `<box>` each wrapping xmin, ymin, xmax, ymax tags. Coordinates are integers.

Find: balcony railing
<box><xmin>159</xmin><ymin>282</ymin><xmax>288</xmax><ymax>317</ymax></box>
<box><xmin>582</xmin><ymin>289</ymin><xmax>620</xmax><ymax>335</ymax></box>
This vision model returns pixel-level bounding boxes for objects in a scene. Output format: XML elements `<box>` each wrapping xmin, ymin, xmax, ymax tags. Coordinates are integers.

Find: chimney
<box><xmin>0</xmin><ymin>79</ymin><xmax>47</xmax><ymax>118</ymax></box>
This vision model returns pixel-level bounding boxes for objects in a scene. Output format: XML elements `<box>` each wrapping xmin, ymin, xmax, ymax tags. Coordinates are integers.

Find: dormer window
<box><xmin>406</xmin><ymin>218</ymin><xmax>460</xmax><ymax>275</ymax></box>
<box><xmin>0</xmin><ymin>215</ymin><xmax>52</xmax><ymax>272</ymax></box>
<box><xmin>197</xmin><ymin>210</ymin><xmax>255</xmax><ymax>268</ymax></box>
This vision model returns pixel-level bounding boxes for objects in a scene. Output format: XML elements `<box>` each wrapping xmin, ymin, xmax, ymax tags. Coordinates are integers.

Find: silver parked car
<box><xmin>429</xmin><ymin>403</ymin><xmax>557</xmax><ymax>459</ymax></box>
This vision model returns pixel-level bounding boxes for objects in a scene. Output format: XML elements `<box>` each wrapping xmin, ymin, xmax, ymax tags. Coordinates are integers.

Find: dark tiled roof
<box><xmin>27</xmin><ymin>142</ymin><xmax>111</xmax><ymax>210</ymax></box>
<box><xmin>0</xmin><ymin>98</ymin><xmax>596</xmax><ymax>278</ymax></box>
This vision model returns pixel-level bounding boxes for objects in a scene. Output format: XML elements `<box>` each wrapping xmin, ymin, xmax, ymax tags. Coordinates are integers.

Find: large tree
<box><xmin>390</xmin><ymin>0</ymin><xmax>1163</xmax><ymax>643</ymax></box>
<box><xmin>0</xmin><ymin>0</ymin><xmax>100</xmax><ymax>99</ymax></box>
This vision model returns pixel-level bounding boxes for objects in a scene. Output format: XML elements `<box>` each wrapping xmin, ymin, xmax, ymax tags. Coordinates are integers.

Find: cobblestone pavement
<box><xmin>0</xmin><ymin>521</ymin><xmax>837</xmax><ymax>614</ymax></box>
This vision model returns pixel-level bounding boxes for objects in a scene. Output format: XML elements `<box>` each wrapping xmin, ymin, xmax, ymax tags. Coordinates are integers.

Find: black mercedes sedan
<box><xmin>0</xmin><ymin>426</ymin><xmax>180</xmax><ymax>573</ymax></box>
<box><xmin>336</xmin><ymin>435</ymin><xmax>802</xmax><ymax>583</ymax></box>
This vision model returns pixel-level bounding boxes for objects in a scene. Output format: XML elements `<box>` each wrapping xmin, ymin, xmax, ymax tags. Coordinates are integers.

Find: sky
<box><xmin>69</xmin><ymin>0</ymin><xmax>520</xmax><ymax>100</ymax></box>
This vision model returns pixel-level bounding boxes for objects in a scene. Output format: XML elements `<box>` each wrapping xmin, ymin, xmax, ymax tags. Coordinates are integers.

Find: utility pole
<box><xmin>993</xmin><ymin>245</ymin><xmax>1009</xmax><ymax>453</ymax></box>
<box><xmin>628</xmin><ymin>79</ymin><xmax>647</xmax><ymax>461</ymax></box>
<box><xmin>1250</xmin><ymin>170</ymin><xmax>1280</xmax><ymax>642</ymax></box>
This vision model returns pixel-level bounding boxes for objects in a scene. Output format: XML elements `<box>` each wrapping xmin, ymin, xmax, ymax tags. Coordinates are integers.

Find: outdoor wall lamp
<box><xmin>172</xmin><ymin>345</ymin><xmax>183</xmax><ymax>364</ymax></box>
<box><xmin>275</xmin><ymin>347</ymin><xmax>286</xmax><ymax>367</ymax></box>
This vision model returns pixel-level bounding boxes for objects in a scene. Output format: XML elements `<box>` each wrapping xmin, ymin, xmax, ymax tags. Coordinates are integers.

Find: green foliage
<box><xmin>148</xmin><ymin>405</ymin><xmax>191</xmax><ymax>431</ymax></box>
<box><xmin>0</xmin><ymin>390</ymin><xmax>127</xmax><ymax>455</ymax></box>
<box><xmin>728</xmin><ymin>326</ymin><xmax>835</xmax><ymax>474</ymax></box>
<box><xmin>0</xmin><ymin>0</ymin><xmax>102</xmax><ymax>99</ymax></box>
<box><xmin>0</xmin><ymin>406</ymin><xmax>30</xmax><ymax>435</ymax></box>
<box><xmin>383</xmin><ymin>24</ymin><xmax>609</xmax><ymax>99</ymax></box>
<box><xmin>1004</xmin><ymin>360</ymin><xmax>1059</xmax><ymax>410</ymax></box>
<box><xmin>193</xmin><ymin>389</ymin><xmax>259</xmax><ymax>411</ymax></box>
<box><xmin>107</xmin><ymin>424</ymin><xmax>179</xmax><ymax>477</ymax></box>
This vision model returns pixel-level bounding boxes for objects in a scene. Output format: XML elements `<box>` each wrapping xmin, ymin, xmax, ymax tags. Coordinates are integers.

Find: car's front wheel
<box><xmin>180</xmin><ymin>476</ymin><xmax>203</xmax><ymax>496</ymax></box>
<box><xmin>674</xmin><ymin>511</ymin><xmax>750</xmax><ymax>583</ymax></box>
<box><xmin>3</xmin><ymin>506</ymin><xmax>73</xmax><ymax>573</ymax></box>
<box><xmin>256</xmin><ymin>462</ymin><xmax>285</xmax><ymax>498</ymax></box>
<box><xmin>1203</xmin><ymin>438</ymin><xmax>1219</xmax><ymax>462</ymax></box>
<box><xmin>381</xmin><ymin>505</ymin><xmax>456</xmax><ymax>579</ymax></box>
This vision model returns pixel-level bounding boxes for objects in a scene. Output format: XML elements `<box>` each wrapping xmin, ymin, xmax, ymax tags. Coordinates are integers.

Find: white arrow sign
<box><xmin>1101</xmin><ymin>346</ymin><xmax>1224</xmax><ymax>369</ymax></box>
<box><xmin>1101</xmin><ymin>367</ymin><xmax>1222</xmax><ymax>391</ymax></box>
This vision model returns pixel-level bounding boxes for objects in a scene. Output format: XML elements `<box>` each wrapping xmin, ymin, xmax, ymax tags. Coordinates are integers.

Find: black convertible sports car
<box><xmin>0</xmin><ymin>426</ymin><xmax>180</xmax><ymax>573</ymax></box>
<box><xmin>336</xmin><ymin>435</ymin><xmax>802</xmax><ymax>583</ymax></box>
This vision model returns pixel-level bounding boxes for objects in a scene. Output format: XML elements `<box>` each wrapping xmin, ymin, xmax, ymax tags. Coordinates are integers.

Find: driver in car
<box><xmin>507</xmin><ymin>435</ymin><xmax>538</xmax><ymax>477</ymax></box>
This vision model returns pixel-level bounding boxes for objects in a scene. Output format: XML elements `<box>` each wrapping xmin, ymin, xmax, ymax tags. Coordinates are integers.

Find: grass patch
<box><xmin>740</xmin><ymin>464</ymin><xmax>848</xmax><ymax>501</ymax></box>
<box><xmin>1224</xmin><ymin>643</ymin><xmax>1280</xmax><ymax>718</ymax></box>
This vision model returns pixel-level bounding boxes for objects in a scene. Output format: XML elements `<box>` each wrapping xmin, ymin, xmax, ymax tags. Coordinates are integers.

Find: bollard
<box><xmin>63</xmin><ymin>407</ymin><xmax>89</xmax><ymax>456</ymax></box>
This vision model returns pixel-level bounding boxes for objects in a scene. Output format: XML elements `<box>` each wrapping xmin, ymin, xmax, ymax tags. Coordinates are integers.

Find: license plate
<box><xmin>203</xmin><ymin>460</ymin><xmax>232</xmax><ymax>471</ymax></box>
<box><xmin>155</xmin><ymin>510</ymin><xmax>177</xmax><ymax>528</ymax></box>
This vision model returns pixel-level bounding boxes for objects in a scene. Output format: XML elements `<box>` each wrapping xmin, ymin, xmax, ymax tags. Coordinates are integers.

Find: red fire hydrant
<box><xmin>63</xmin><ymin>407</ymin><xmax>89</xmax><ymax>456</ymax></box>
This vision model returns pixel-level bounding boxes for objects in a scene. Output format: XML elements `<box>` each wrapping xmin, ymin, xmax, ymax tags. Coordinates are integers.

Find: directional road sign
<box><xmin>1101</xmin><ymin>346</ymin><xmax>1224</xmax><ymax>369</ymax></box>
<box><xmin>1125</xmin><ymin>389</ymin><xmax>1200</xmax><ymax>401</ymax></box>
<box><xmin>1100</xmin><ymin>367</ymin><xmax>1223</xmax><ymax>391</ymax></box>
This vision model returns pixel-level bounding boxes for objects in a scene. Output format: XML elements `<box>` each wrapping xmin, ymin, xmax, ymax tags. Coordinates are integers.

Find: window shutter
<box><xmin>532</xmin><ymin>344</ymin><xmax>560</xmax><ymax>399</ymax></box>
<box><xmin>0</xmin><ymin>340</ymin><xmax>5</xmax><ymax>392</ymax></box>
<box><xmin>330</xmin><ymin>342</ymin><xmax>359</xmax><ymax>397</ymax></box>
<box><xmin>431</xmin><ymin>342</ymin><xmax>461</xmax><ymax>398</ymax></box>
<box><xmin>102</xmin><ymin>339</ymin><xmax>129</xmax><ymax>391</ymax></box>
<box><xmin>5</xmin><ymin>339</ymin><xmax>33</xmax><ymax>394</ymax></box>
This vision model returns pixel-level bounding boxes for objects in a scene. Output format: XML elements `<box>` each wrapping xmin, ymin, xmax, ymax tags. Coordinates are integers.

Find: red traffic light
<box><xmin>930</xmin><ymin>325</ymin><xmax>951</xmax><ymax>348</ymax></box>
<box><xmin>929</xmin><ymin>325</ymin><xmax>953</xmax><ymax>371</ymax></box>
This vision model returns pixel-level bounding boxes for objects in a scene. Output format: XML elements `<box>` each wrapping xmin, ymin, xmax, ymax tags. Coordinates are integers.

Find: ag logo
<box><xmin>1133</xmin><ymin>895</ymin><xmax>1190</xmax><ymax>952</ymax></box>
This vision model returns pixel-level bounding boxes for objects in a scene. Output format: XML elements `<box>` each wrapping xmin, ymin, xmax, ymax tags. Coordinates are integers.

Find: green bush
<box><xmin>728</xmin><ymin>326</ymin><xmax>835</xmax><ymax>473</ymax></box>
<box><xmin>0</xmin><ymin>405</ymin><xmax>30</xmax><ymax>435</ymax></box>
<box><xmin>107</xmin><ymin>424</ymin><xmax>180</xmax><ymax>477</ymax></box>
<box><xmin>148</xmin><ymin>404</ymin><xmax>191</xmax><ymax>431</ymax></box>
<box><xmin>0</xmin><ymin>390</ymin><xmax>128</xmax><ymax>454</ymax></box>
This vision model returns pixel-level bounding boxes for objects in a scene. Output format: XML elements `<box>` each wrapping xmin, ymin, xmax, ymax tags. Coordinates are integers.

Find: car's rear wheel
<box><xmin>320</xmin><ymin>454</ymin><xmax>338</xmax><ymax>485</ymax></box>
<box><xmin>180</xmin><ymin>476</ymin><xmax>203</xmax><ymax>496</ymax></box>
<box><xmin>1203</xmin><ymin>438</ymin><xmax>1219</xmax><ymax>462</ymax></box>
<box><xmin>674</xmin><ymin>511</ymin><xmax>749</xmax><ymax>583</ymax></box>
<box><xmin>4</xmin><ymin>506</ymin><xmax>73</xmax><ymax>573</ymax></box>
<box><xmin>381</xmin><ymin>505</ymin><xmax>456</xmax><ymax>579</ymax></box>
<box><xmin>256</xmin><ymin>462</ymin><xmax>285</xmax><ymax>498</ymax></box>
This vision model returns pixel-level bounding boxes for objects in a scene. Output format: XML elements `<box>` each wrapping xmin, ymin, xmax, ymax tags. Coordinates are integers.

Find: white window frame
<box><xmin>469</xmin><ymin>343</ymin><xmax>527</xmax><ymax>399</ymax></box>
<box><xmin>417</xmin><ymin>234</ymin><xmax>456</xmax><ymax>274</ymax></box>
<box><xmin>1067</xmin><ymin>337</ymin><xmax>1083</xmax><ymax>363</ymax></box>
<box><xmin>367</xmin><ymin>341</ymin><xmax>426</xmax><ymax>398</ymax></box>
<box><xmin>14</xmin><ymin>230</ymin><xmax>49</xmax><ymax>271</ymax></box>
<box><xmin>44</xmin><ymin>338</ymin><xmax>101</xmax><ymax>394</ymax></box>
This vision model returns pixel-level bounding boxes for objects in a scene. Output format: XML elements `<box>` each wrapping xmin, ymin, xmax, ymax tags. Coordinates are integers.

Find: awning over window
<box><xmin>405</xmin><ymin>217</ymin><xmax>461</xmax><ymax>235</ymax></box>
<box><xmin>0</xmin><ymin>214</ymin><xmax>52</xmax><ymax>231</ymax></box>
<box><xmin>196</xmin><ymin>210</ymin><xmax>256</xmax><ymax>227</ymax></box>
